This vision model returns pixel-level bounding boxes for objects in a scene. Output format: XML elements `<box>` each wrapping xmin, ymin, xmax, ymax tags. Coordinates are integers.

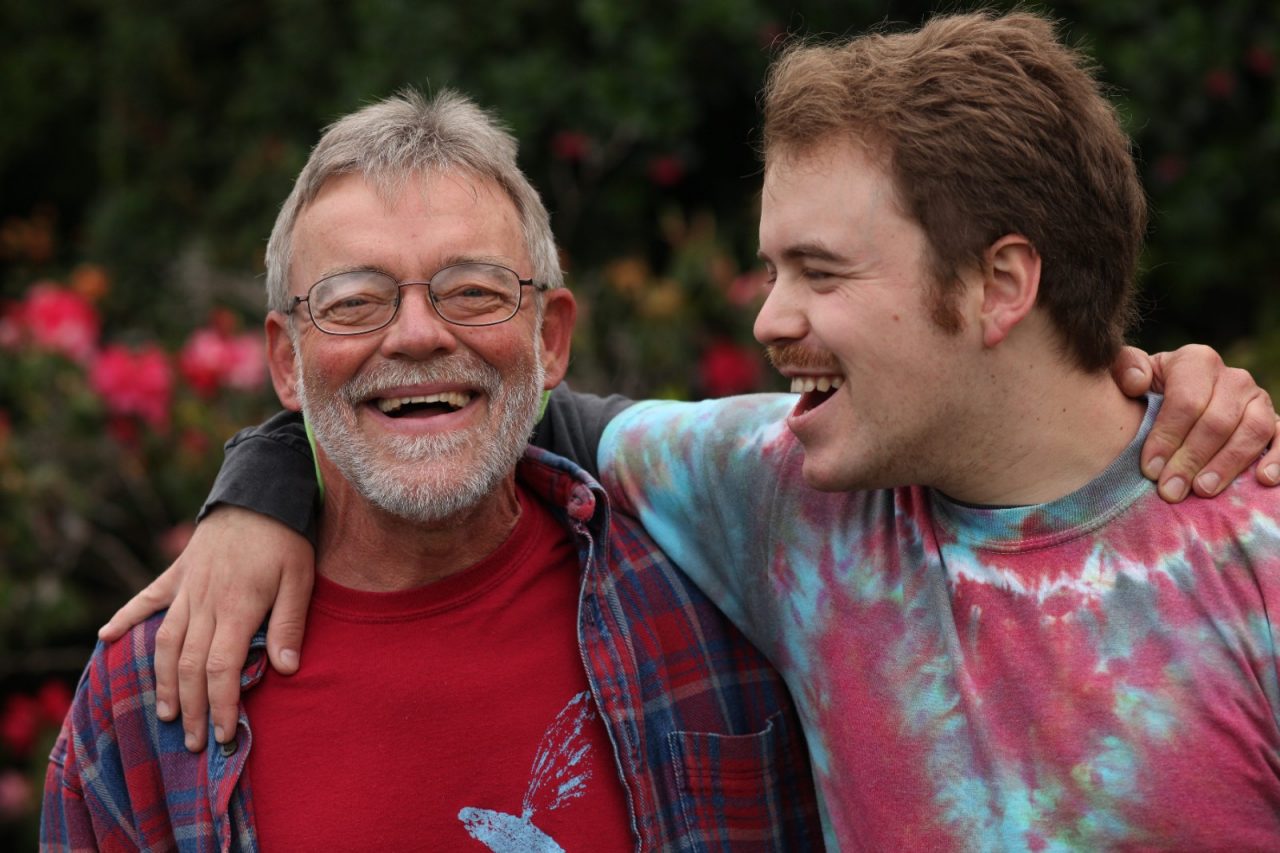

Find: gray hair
<box><xmin>264</xmin><ymin>88</ymin><xmax>563</xmax><ymax>313</ymax></box>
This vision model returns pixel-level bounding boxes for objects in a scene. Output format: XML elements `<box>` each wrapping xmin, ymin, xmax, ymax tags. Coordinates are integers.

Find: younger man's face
<box><xmin>754</xmin><ymin>140</ymin><xmax>978</xmax><ymax>493</ymax></box>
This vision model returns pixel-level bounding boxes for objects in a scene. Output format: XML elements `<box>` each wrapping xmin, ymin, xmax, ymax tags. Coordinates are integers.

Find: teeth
<box><xmin>789</xmin><ymin>376</ymin><xmax>843</xmax><ymax>394</ymax></box>
<box><xmin>376</xmin><ymin>391</ymin><xmax>472</xmax><ymax>414</ymax></box>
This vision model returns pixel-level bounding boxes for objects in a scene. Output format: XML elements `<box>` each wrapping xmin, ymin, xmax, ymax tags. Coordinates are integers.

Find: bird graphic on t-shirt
<box><xmin>458</xmin><ymin>691</ymin><xmax>596</xmax><ymax>852</ymax></box>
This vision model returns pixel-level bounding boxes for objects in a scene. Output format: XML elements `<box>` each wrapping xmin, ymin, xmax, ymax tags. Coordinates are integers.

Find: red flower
<box><xmin>179</xmin><ymin>327</ymin><xmax>266</xmax><ymax>396</ymax></box>
<box><xmin>35</xmin><ymin>680</ymin><xmax>73</xmax><ymax>727</ymax></box>
<box><xmin>647</xmin><ymin>155</ymin><xmax>686</xmax><ymax>188</ymax></box>
<box><xmin>90</xmin><ymin>343</ymin><xmax>173</xmax><ymax>429</ymax></box>
<box><xmin>20</xmin><ymin>283</ymin><xmax>101</xmax><ymax>363</ymax></box>
<box><xmin>0</xmin><ymin>694</ymin><xmax>40</xmax><ymax>757</ymax></box>
<box><xmin>699</xmin><ymin>340</ymin><xmax>763</xmax><ymax>398</ymax></box>
<box><xmin>551</xmin><ymin>130</ymin><xmax>591</xmax><ymax>162</ymax></box>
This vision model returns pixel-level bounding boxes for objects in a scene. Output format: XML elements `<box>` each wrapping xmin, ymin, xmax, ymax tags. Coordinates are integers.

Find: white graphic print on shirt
<box><xmin>458</xmin><ymin>691</ymin><xmax>597</xmax><ymax>852</ymax></box>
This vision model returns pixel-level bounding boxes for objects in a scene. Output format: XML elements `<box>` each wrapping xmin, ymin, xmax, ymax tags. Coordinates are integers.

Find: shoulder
<box><xmin>68</xmin><ymin>613</ymin><xmax>165</xmax><ymax>739</ymax></box>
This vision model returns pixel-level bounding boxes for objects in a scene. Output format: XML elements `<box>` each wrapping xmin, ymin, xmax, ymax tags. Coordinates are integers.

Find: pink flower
<box><xmin>90</xmin><ymin>344</ymin><xmax>173</xmax><ymax>429</ymax></box>
<box><xmin>178</xmin><ymin>328</ymin><xmax>265</xmax><ymax>396</ymax></box>
<box><xmin>221</xmin><ymin>333</ymin><xmax>267</xmax><ymax>391</ymax></box>
<box><xmin>0</xmin><ymin>770</ymin><xmax>32</xmax><ymax>821</ymax></box>
<box><xmin>0</xmin><ymin>694</ymin><xmax>40</xmax><ymax>757</ymax></box>
<box><xmin>20</xmin><ymin>283</ymin><xmax>101</xmax><ymax>363</ymax></box>
<box><xmin>159</xmin><ymin>521</ymin><xmax>196</xmax><ymax>562</ymax></box>
<box><xmin>699</xmin><ymin>340</ymin><xmax>763</xmax><ymax>398</ymax></box>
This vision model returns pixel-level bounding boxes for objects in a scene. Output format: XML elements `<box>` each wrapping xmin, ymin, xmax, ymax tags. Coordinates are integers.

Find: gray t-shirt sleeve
<box><xmin>532</xmin><ymin>383</ymin><xmax>635</xmax><ymax>479</ymax></box>
<box><xmin>197</xmin><ymin>409</ymin><xmax>317</xmax><ymax>536</ymax></box>
<box><xmin>197</xmin><ymin>383</ymin><xmax>634</xmax><ymax>537</ymax></box>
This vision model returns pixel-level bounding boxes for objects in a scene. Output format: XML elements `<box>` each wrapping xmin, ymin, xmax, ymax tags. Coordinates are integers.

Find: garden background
<box><xmin>2</xmin><ymin>0</ymin><xmax>1277</xmax><ymax>841</ymax></box>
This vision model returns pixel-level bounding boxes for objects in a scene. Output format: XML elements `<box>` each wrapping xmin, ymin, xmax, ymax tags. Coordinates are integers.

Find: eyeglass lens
<box><xmin>309</xmin><ymin>264</ymin><xmax>522</xmax><ymax>331</ymax></box>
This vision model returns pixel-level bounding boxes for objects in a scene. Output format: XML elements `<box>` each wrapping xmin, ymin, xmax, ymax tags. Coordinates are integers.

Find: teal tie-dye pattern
<box><xmin>600</xmin><ymin>393</ymin><xmax>1280</xmax><ymax>850</ymax></box>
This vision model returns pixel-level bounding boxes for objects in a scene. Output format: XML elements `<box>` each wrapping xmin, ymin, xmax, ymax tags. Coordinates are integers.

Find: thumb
<box><xmin>265</xmin><ymin>563</ymin><xmax>314</xmax><ymax>675</ymax></box>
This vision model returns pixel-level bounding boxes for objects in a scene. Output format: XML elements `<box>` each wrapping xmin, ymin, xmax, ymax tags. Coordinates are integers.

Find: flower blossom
<box><xmin>90</xmin><ymin>343</ymin><xmax>173</xmax><ymax>429</ymax></box>
<box><xmin>18</xmin><ymin>283</ymin><xmax>101</xmax><ymax>363</ymax></box>
<box><xmin>699</xmin><ymin>339</ymin><xmax>763</xmax><ymax>398</ymax></box>
<box><xmin>178</xmin><ymin>327</ymin><xmax>266</xmax><ymax>396</ymax></box>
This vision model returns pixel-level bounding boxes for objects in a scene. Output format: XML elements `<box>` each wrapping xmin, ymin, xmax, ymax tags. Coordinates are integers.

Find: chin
<box><xmin>800</xmin><ymin>455</ymin><xmax>858</xmax><ymax>493</ymax></box>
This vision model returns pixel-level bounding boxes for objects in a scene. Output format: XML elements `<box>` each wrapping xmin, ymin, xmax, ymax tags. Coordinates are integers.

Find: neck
<box><xmin>314</xmin><ymin>471</ymin><xmax>522</xmax><ymax>591</ymax></box>
<box><xmin>932</xmin><ymin>350</ymin><xmax>1146</xmax><ymax>507</ymax></box>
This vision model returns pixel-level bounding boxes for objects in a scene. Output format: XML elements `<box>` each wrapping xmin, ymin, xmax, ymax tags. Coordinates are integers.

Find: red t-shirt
<box><xmin>243</xmin><ymin>486</ymin><xmax>634</xmax><ymax>850</ymax></box>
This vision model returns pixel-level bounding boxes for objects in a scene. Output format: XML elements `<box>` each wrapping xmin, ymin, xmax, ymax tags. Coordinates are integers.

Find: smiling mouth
<box><xmin>790</xmin><ymin>375</ymin><xmax>843</xmax><ymax>416</ymax></box>
<box><xmin>375</xmin><ymin>391</ymin><xmax>473</xmax><ymax>418</ymax></box>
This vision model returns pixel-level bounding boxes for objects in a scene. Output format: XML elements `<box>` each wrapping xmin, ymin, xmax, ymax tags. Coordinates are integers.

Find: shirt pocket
<box><xmin>666</xmin><ymin>711</ymin><xmax>809</xmax><ymax>851</ymax></box>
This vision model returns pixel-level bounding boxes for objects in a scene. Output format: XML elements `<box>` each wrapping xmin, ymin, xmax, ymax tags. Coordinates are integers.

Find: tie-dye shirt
<box><xmin>600</xmin><ymin>393</ymin><xmax>1280</xmax><ymax>851</ymax></box>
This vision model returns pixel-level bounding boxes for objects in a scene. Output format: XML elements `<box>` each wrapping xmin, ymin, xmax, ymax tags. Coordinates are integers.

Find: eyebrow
<box><xmin>317</xmin><ymin>254</ymin><xmax>519</xmax><ymax>281</ymax></box>
<box><xmin>757</xmin><ymin>241</ymin><xmax>850</xmax><ymax>265</ymax></box>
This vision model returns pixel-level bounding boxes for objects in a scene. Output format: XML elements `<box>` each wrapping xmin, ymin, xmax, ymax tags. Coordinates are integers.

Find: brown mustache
<box><xmin>766</xmin><ymin>344</ymin><xmax>840</xmax><ymax>373</ymax></box>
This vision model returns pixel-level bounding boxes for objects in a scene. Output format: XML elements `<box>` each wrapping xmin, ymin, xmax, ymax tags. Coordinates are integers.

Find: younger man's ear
<box><xmin>538</xmin><ymin>288</ymin><xmax>577</xmax><ymax>389</ymax></box>
<box><xmin>265</xmin><ymin>313</ymin><xmax>303</xmax><ymax>411</ymax></box>
<box><xmin>979</xmin><ymin>234</ymin><xmax>1041</xmax><ymax>348</ymax></box>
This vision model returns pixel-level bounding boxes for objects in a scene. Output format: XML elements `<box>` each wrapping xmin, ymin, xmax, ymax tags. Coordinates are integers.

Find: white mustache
<box><xmin>337</xmin><ymin>357</ymin><xmax>502</xmax><ymax>405</ymax></box>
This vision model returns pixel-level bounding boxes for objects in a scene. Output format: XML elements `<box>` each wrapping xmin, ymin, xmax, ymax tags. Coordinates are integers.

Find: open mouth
<box><xmin>790</xmin><ymin>376</ymin><xmax>843</xmax><ymax>416</ymax></box>
<box><xmin>375</xmin><ymin>391</ymin><xmax>473</xmax><ymax>419</ymax></box>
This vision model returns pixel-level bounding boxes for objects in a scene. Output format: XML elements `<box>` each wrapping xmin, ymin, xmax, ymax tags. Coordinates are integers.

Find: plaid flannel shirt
<box><xmin>42</xmin><ymin>447</ymin><xmax>821</xmax><ymax>852</ymax></box>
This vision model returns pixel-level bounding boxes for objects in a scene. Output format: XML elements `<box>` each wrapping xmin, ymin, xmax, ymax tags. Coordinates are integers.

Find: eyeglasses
<box><xmin>287</xmin><ymin>263</ymin><xmax>549</xmax><ymax>335</ymax></box>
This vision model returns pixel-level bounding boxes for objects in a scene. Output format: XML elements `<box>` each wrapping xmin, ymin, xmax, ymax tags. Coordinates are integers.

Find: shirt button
<box><xmin>219</xmin><ymin>738</ymin><xmax>239</xmax><ymax>757</ymax></box>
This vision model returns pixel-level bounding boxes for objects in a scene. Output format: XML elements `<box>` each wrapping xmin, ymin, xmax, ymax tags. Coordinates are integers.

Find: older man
<box><xmin>42</xmin><ymin>90</ymin><xmax>819</xmax><ymax>851</ymax></box>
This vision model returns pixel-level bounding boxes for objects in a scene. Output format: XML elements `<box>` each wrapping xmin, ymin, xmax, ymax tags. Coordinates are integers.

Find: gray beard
<box><xmin>295</xmin><ymin>343</ymin><xmax>545</xmax><ymax>524</ymax></box>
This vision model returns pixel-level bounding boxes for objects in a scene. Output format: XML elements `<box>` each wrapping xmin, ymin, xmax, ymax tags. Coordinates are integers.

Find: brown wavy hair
<box><xmin>762</xmin><ymin>10</ymin><xmax>1145</xmax><ymax>371</ymax></box>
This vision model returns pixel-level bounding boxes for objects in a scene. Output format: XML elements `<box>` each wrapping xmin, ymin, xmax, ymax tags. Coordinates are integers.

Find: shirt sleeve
<box><xmin>597</xmin><ymin>394</ymin><xmax>797</xmax><ymax>650</ymax></box>
<box><xmin>532</xmin><ymin>383</ymin><xmax>635</xmax><ymax>478</ymax></box>
<box><xmin>197</xmin><ymin>409</ymin><xmax>317</xmax><ymax>538</ymax></box>
<box><xmin>40</xmin><ymin>721</ymin><xmax>94</xmax><ymax>851</ymax></box>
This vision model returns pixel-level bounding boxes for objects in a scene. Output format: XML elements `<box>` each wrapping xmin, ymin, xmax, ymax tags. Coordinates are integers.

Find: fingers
<box><xmin>151</xmin><ymin>587</ymin><xmax>189</xmax><ymax>726</ymax></box>
<box><xmin>1186</xmin><ymin>390</ymin><xmax>1277</xmax><ymax>497</ymax></box>
<box><xmin>266</xmin><ymin>560</ymin><xmax>315</xmax><ymax>677</ymax></box>
<box><xmin>1138</xmin><ymin>346</ymin><xmax>1218</xmax><ymax>500</ymax></box>
<box><xmin>206</xmin><ymin>614</ymin><xmax>260</xmax><ymax>747</ymax></box>
<box><xmin>98</xmin><ymin>563</ymin><xmax>185</xmax><ymax>642</ymax></box>
<box><xmin>176</xmin><ymin>604</ymin><xmax>216</xmax><ymax>753</ymax></box>
<box><xmin>1258</xmin><ymin>417</ymin><xmax>1280</xmax><ymax>486</ymax></box>
<box><xmin>1148</xmin><ymin>365</ymin><xmax>1270</xmax><ymax>502</ymax></box>
<box><xmin>1112</xmin><ymin>345</ymin><xmax>1154</xmax><ymax>399</ymax></box>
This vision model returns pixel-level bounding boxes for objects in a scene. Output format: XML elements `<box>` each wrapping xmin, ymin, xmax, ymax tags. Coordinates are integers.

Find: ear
<box><xmin>537</xmin><ymin>288</ymin><xmax>577</xmax><ymax>388</ymax></box>
<box><xmin>979</xmin><ymin>234</ymin><xmax>1041</xmax><ymax>349</ymax></box>
<box><xmin>265</xmin><ymin>312</ymin><xmax>303</xmax><ymax>411</ymax></box>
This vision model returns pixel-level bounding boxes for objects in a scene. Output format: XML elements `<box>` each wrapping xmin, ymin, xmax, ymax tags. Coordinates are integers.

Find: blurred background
<box><xmin>2</xmin><ymin>0</ymin><xmax>1277</xmax><ymax>840</ymax></box>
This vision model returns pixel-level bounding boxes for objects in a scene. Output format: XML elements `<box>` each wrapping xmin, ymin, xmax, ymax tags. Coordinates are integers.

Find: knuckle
<box><xmin>1194</xmin><ymin>408</ymin><xmax>1239</xmax><ymax>439</ymax></box>
<box><xmin>1242</xmin><ymin>412</ymin><xmax>1277</xmax><ymax>445</ymax></box>
<box><xmin>176</xmin><ymin>654</ymin><xmax>204</xmax><ymax>680</ymax></box>
<box><xmin>205</xmin><ymin>654</ymin><xmax>236</xmax><ymax>678</ymax></box>
<box><xmin>154</xmin><ymin>623</ymin><xmax>180</xmax><ymax>649</ymax></box>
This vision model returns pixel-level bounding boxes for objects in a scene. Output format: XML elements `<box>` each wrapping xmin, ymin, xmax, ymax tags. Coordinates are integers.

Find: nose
<box><xmin>752</xmin><ymin>276</ymin><xmax>809</xmax><ymax>347</ymax></box>
<box><xmin>378</xmin><ymin>284</ymin><xmax>459</xmax><ymax>359</ymax></box>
